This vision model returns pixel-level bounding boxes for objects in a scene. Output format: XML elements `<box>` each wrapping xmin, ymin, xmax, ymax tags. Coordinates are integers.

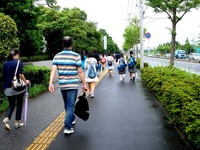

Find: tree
<box><xmin>0</xmin><ymin>13</ymin><xmax>19</xmax><ymax>63</ymax></box>
<box><xmin>156</xmin><ymin>42</ymin><xmax>171</xmax><ymax>54</ymax></box>
<box><xmin>0</xmin><ymin>0</ymin><xmax>44</xmax><ymax>57</ymax></box>
<box><xmin>0</xmin><ymin>13</ymin><xmax>19</xmax><ymax>92</ymax></box>
<box><xmin>99</xmin><ymin>29</ymin><xmax>119</xmax><ymax>53</ymax></box>
<box><xmin>123</xmin><ymin>17</ymin><xmax>146</xmax><ymax>51</ymax></box>
<box><xmin>183</xmin><ymin>38</ymin><xmax>194</xmax><ymax>54</ymax></box>
<box><xmin>38</xmin><ymin>7</ymin><xmax>104</xmax><ymax>57</ymax></box>
<box><xmin>147</xmin><ymin>0</ymin><xmax>200</xmax><ymax>66</ymax></box>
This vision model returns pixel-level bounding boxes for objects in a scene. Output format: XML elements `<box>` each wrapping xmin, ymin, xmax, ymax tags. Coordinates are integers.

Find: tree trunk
<box><xmin>170</xmin><ymin>9</ymin><xmax>177</xmax><ymax>67</ymax></box>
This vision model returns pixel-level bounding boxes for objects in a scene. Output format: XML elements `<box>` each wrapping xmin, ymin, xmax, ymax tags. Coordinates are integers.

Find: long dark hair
<box><xmin>7</xmin><ymin>50</ymin><xmax>20</xmax><ymax>61</ymax></box>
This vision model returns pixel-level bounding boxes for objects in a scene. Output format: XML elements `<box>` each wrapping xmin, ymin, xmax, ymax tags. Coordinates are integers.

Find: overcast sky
<box><xmin>56</xmin><ymin>0</ymin><xmax>200</xmax><ymax>49</ymax></box>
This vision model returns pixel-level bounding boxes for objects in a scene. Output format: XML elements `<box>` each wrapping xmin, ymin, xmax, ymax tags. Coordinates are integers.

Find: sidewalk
<box><xmin>0</xmin><ymin>63</ymin><xmax>190</xmax><ymax>150</ymax></box>
<box><xmin>47</xmin><ymin>70</ymin><xmax>189</xmax><ymax>150</ymax></box>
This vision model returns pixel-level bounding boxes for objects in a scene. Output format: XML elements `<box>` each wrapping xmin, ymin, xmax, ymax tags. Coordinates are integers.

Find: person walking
<box><xmin>117</xmin><ymin>53</ymin><xmax>127</xmax><ymax>82</ymax></box>
<box><xmin>85</xmin><ymin>52</ymin><xmax>98</xmax><ymax>98</ymax></box>
<box><xmin>49</xmin><ymin>36</ymin><xmax>86</xmax><ymax>135</ymax></box>
<box><xmin>107</xmin><ymin>53</ymin><xmax>114</xmax><ymax>77</ymax></box>
<box><xmin>81</xmin><ymin>51</ymin><xmax>87</xmax><ymax>72</ymax></box>
<box><xmin>101</xmin><ymin>54</ymin><xmax>107</xmax><ymax>70</ymax></box>
<box><xmin>2</xmin><ymin>50</ymin><xmax>30</xmax><ymax>131</ymax></box>
<box><xmin>128</xmin><ymin>51</ymin><xmax>137</xmax><ymax>82</ymax></box>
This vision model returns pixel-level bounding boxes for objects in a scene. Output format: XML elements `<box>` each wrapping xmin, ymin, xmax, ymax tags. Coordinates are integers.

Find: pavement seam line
<box><xmin>26</xmin><ymin>70</ymin><xmax>108</xmax><ymax>150</ymax></box>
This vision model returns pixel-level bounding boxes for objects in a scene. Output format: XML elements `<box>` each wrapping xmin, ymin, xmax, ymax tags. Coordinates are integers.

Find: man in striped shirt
<box><xmin>49</xmin><ymin>36</ymin><xmax>86</xmax><ymax>135</ymax></box>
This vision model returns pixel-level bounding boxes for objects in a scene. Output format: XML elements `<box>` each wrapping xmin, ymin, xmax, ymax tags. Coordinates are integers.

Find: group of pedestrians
<box><xmin>2</xmin><ymin>36</ymin><xmax>137</xmax><ymax>135</ymax></box>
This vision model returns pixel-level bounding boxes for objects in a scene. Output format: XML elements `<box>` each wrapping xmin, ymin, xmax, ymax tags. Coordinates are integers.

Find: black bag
<box><xmin>74</xmin><ymin>92</ymin><xmax>89</xmax><ymax>121</ymax></box>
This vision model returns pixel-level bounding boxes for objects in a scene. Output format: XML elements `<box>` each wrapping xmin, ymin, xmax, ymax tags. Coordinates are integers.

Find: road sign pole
<box><xmin>140</xmin><ymin>0</ymin><xmax>144</xmax><ymax>69</ymax></box>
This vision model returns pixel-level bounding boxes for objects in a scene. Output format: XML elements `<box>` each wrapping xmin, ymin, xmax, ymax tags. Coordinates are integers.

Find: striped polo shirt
<box><xmin>53</xmin><ymin>49</ymin><xmax>82</xmax><ymax>90</ymax></box>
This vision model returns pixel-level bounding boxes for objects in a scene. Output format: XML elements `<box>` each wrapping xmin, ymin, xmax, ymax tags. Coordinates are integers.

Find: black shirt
<box><xmin>3</xmin><ymin>59</ymin><xmax>23</xmax><ymax>89</ymax></box>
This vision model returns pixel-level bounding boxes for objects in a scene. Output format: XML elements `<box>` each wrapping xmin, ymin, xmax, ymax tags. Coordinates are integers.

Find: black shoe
<box><xmin>130</xmin><ymin>79</ymin><xmax>132</xmax><ymax>81</ymax></box>
<box><xmin>133</xmin><ymin>77</ymin><xmax>135</xmax><ymax>82</ymax></box>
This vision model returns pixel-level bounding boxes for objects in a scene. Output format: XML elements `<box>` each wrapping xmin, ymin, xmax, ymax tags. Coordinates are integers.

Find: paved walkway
<box><xmin>0</xmin><ymin>61</ymin><xmax>190</xmax><ymax>150</ymax></box>
<box><xmin>48</xmin><ymin>70</ymin><xmax>189</xmax><ymax>150</ymax></box>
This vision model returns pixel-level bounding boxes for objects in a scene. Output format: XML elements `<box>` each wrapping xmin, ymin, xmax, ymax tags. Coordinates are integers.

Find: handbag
<box><xmin>12</xmin><ymin>60</ymin><xmax>26</xmax><ymax>91</ymax></box>
<box><xmin>75</xmin><ymin>92</ymin><xmax>89</xmax><ymax>121</ymax></box>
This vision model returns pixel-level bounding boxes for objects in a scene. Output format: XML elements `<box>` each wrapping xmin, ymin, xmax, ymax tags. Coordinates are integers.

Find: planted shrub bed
<box><xmin>0</xmin><ymin>65</ymin><xmax>50</xmax><ymax>113</ymax></box>
<box><xmin>141</xmin><ymin>66</ymin><xmax>200</xmax><ymax>148</ymax></box>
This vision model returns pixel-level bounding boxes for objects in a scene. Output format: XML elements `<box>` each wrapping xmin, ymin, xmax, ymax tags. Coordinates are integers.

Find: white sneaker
<box><xmin>3</xmin><ymin>118</ymin><xmax>10</xmax><ymax>131</ymax></box>
<box><xmin>91</xmin><ymin>94</ymin><xmax>94</xmax><ymax>98</ymax></box>
<box><xmin>15</xmin><ymin>122</ymin><xmax>24</xmax><ymax>129</ymax></box>
<box><xmin>64</xmin><ymin>128</ymin><xmax>74</xmax><ymax>134</ymax></box>
<box><xmin>72</xmin><ymin>120</ymin><xmax>76</xmax><ymax>125</ymax></box>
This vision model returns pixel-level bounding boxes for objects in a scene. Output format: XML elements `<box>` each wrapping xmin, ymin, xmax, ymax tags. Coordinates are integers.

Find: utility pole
<box><xmin>139</xmin><ymin>0</ymin><xmax>144</xmax><ymax>69</ymax></box>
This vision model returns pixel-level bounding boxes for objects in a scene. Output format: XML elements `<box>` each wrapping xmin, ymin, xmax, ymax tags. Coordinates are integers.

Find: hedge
<box><xmin>20</xmin><ymin>55</ymin><xmax>50</xmax><ymax>62</ymax></box>
<box><xmin>141</xmin><ymin>66</ymin><xmax>200</xmax><ymax>148</ymax></box>
<box><xmin>136</xmin><ymin>58</ymin><xmax>149</xmax><ymax>69</ymax></box>
<box><xmin>0</xmin><ymin>65</ymin><xmax>50</xmax><ymax>113</ymax></box>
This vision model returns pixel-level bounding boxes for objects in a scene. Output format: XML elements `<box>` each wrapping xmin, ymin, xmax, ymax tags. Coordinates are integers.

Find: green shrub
<box><xmin>0</xmin><ymin>65</ymin><xmax>50</xmax><ymax>113</ymax></box>
<box><xmin>141</xmin><ymin>66</ymin><xmax>200</xmax><ymax>148</ymax></box>
<box><xmin>21</xmin><ymin>55</ymin><xmax>50</xmax><ymax>62</ymax></box>
<box><xmin>136</xmin><ymin>58</ymin><xmax>149</xmax><ymax>69</ymax></box>
<box><xmin>23</xmin><ymin>65</ymin><xmax>50</xmax><ymax>85</ymax></box>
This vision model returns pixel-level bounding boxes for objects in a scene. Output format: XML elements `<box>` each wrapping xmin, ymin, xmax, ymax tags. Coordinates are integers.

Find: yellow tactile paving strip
<box><xmin>26</xmin><ymin>70</ymin><xmax>108</xmax><ymax>150</ymax></box>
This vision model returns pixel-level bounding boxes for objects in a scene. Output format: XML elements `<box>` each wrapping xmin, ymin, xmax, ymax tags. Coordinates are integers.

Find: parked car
<box><xmin>175</xmin><ymin>50</ymin><xmax>186</xmax><ymax>59</ymax></box>
<box><xmin>189</xmin><ymin>53</ymin><xmax>200</xmax><ymax>62</ymax></box>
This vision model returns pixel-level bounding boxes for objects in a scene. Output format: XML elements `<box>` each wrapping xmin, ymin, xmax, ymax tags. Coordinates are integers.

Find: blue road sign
<box><xmin>145</xmin><ymin>32</ymin><xmax>151</xmax><ymax>39</ymax></box>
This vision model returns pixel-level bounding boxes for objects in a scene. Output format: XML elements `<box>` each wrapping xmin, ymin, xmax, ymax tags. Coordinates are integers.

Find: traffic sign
<box><xmin>145</xmin><ymin>32</ymin><xmax>151</xmax><ymax>39</ymax></box>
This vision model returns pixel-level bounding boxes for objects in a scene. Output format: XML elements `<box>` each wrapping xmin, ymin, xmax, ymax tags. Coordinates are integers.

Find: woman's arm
<box><xmin>19</xmin><ymin>74</ymin><xmax>29</xmax><ymax>85</ymax></box>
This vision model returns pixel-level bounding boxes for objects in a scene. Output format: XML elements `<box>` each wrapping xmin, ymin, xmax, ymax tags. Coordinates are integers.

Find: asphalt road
<box><xmin>48</xmin><ymin>70</ymin><xmax>189</xmax><ymax>150</ymax></box>
<box><xmin>144</xmin><ymin>56</ymin><xmax>200</xmax><ymax>75</ymax></box>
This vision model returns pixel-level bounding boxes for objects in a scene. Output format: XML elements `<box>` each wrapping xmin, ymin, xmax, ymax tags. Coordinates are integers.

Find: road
<box><xmin>144</xmin><ymin>56</ymin><xmax>200</xmax><ymax>75</ymax></box>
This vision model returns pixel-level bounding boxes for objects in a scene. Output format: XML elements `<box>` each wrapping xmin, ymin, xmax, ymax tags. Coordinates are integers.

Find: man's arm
<box><xmin>78</xmin><ymin>67</ymin><xmax>86</xmax><ymax>92</ymax></box>
<box><xmin>49</xmin><ymin>65</ymin><xmax>57</xmax><ymax>93</ymax></box>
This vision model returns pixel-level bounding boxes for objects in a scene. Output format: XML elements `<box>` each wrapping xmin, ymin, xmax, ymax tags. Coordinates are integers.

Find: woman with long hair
<box><xmin>2</xmin><ymin>50</ymin><xmax>30</xmax><ymax>131</ymax></box>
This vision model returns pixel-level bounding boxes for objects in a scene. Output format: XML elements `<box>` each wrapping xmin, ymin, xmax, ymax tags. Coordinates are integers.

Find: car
<box><xmin>175</xmin><ymin>50</ymin><xmax>186</xmax><ymax>59</ymax></box>
<box><xmin>189</xmin><ymin>53</ymin><xmax>200</xmax><ymax>62</ymax></box>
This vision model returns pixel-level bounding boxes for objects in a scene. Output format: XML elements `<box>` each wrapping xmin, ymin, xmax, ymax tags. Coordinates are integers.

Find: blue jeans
<box><xmin>6</xmin><ymin>93</ymin><xmax>24</xmax><ymax>120</ymax></box>
<box><xmin>61</xmin><ymin>89</ymin><xmax>78</xmax><ymax>130</ymax></box>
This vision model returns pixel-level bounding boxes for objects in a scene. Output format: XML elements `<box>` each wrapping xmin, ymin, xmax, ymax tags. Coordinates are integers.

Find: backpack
<box><xmin>88</xmin><ymin>64</ymin><xmax>96</xmax><ymax>79</ymax></box>
<box><xmin>108</xmin><ymin>60</ymin><xmax>112</xmax><ymax>66</ymax></box>
<box><xmin>117</xmin><ymin>59</ymin><xmax>127</xmax><ymax>71</ymax></box>
<box><xmin>101</xmin><ymin>57</ymin><xmax>106</xmax><ymax>63</ymax></box>
<box><xmin>128</xmin><ymin>57</ymin><xmax>136</xmax><ymax>68</ymax></box>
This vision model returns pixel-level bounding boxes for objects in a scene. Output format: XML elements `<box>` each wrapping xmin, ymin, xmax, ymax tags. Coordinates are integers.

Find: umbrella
<box><xmin>24</xmin><ymin>86</ymin><xmax>29</xmax><ymax>125</ymax></box>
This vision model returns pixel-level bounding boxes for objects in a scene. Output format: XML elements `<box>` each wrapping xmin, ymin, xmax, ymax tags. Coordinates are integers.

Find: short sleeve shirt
<box><xmin>53</xmin><ymin>49</ymin><xmax>82</xmax><ymax>90</ymax></box>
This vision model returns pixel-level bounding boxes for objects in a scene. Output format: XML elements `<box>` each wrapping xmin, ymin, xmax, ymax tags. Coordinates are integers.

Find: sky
<box><xmin>56</xmin><ymin>0</ymin><xmax>200</xmax><ymax>49</ymax></box>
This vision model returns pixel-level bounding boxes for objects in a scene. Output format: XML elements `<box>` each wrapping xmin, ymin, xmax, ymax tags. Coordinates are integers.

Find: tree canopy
<box><xmin>38</xmin><ymin>7</ymin><xmax>104</xmax><ymax>57</ymax></box>
<box><xmin>123</xmin><ymin>17</ymin><xmax>146</xmax><ymax>51</ymax></box>
<box><xmin>0</xmin><ymin>13</ymin><xmax>19</xmax><ymax>63</ymax></box>
<box><xmin>0</xmin><ymin>0</ymin><xmax>43</xmax><ymax>57</ymax></box>
<box><xmin>99</xmin><ymin>29</ymin><xmax>120</xmax><ymax>54</ymax></box>
<box><xmin>147</xmin><ymin>0</ymin><xmax>200</xmax><ymax>66</ymax></box>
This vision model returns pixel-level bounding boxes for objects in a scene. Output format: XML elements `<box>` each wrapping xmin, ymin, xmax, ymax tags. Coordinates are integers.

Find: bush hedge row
<box><xmin>136</xmin><ymin>58</ymin><xmax>149</xmax><ymax>69</ymax></box>
<box><xmin>141</xmin><ymin>66</ymin><xmax>200</xmax><ymax>148</ymax></box>
<box><xmin>0</xmin><ymin>65</ymin><xmax>50</xmax><ymax>113</ymax></box>
<box><xmin>20</xmin><ymin>55</ymin><xmax>50</xmax><ymax>62</ymax></box>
